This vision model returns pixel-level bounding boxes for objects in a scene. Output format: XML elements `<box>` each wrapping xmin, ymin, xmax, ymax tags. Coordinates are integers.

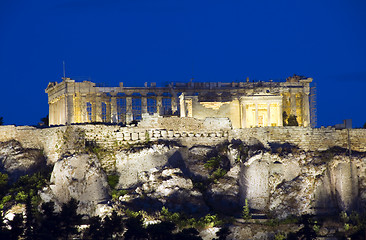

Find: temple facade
<box><xmin>45</xmin><ymin>75</ymin><xmax>313</xmax><ymax>128</ymax></box>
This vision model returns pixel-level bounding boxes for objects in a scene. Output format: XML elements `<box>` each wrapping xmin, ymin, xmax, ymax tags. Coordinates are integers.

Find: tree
<box><xmin>287</xmin><ymin>115</ymin><xmax>299</xmax><ymax>126</ymax></box>
<box><xmin>146</xmin><ymin>221</ymin><xmax>176</xmax><ymax>240</ymax></box>
<box><xmin>0</xmin><ymin>173</ymin><xmax>8</xmax><ymax>194</ymax></box>
<box><xmin>59</xmin><ymin>198</ymin><xmax>81</xmax><ymax>239</ymax></box>
<box><xmin>38</xmin><ymin>201</ymin><xmax>61</xmax><ymax>240</ymax></box>
<box><xmin>0</xmin><ymin>117</ymin><xmax>3</xmax><ymax>125</ymax></box>
<box><xmin>9</xmin><ymin>214</ymin><xmax>24</xmax><ymax>240</ymax></box>
<box><xmin>363</xmin><ymin>122</ymin><xmax>366</xmax><ymax>129</ymax></box>
<box><xmin>103</xmin><ymin>211</ymin><xmax>124</xmax><ymax>239</ymax></box>
<box><xmin>124</xmin><ymin>215</ymin><xmax>147</xmax><ymax>240</ymax></box>
<box><xmin>0</xmin><ymin>213</ymin><xmax>10</xmax><ymax>239</ymax></box>
<box><xmin>24</xmin><ymin>197</ymin><xmax>36</xmax><ymax>240</ymax></box>
<box><xmin>40</xmin><ymin>115</ymin><xmax>49</xmax><ymax>126</ymax></box>
<box><xmin>83</xmin><ymin>216</ymin><xmax>104</xmax><ymax>240</ymax></box>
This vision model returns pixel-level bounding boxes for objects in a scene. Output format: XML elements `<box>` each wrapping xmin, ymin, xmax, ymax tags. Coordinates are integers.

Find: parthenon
<box><xmin>45</xmin><ymin>75</ymin><xmax>313</xmax><ymax>128</ymax></box>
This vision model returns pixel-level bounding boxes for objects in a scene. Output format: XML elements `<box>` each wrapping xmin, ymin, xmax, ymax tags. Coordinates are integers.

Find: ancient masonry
<box><xmin>1</xmin><ymin>122</ymin><xmax>366</xmax><ymax>164</ymax></box>
<box><xmin>45</xmin><ymin>75</ymin><xmax>313</xmax><ymax>128</ymax></box>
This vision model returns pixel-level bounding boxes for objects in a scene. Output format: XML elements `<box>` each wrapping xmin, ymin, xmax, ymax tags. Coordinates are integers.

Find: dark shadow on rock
<box><xmin>124</xmin><ymin>196</ymin><xmax>164</xmax><ymax>214</ymax></box>
<box><xmin>204</xmin><ymin>193</ymin><xmax>241</xmax><ymax>216</ymax></box>
<box><xmin>165</xmin><ymin>190</ymin><xmax>209</xmax><ymax>216</ymax></box>
<box><xmin>0</xmin><ymin>140</ymin><xmax>47</xmax><ymax>182</ymax></box>
<box><xmin>268</xmin><ymin>142</ymin><xmax>299</xmax><ymax>155</ymax></box>
<box><xmin>167</xmin><ymin>151</ymin><xmax>190</xmax><ymax>176</ymax></box>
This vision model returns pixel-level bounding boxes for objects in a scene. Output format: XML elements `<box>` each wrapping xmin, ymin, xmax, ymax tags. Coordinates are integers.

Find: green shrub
<box><xmin>210</xmin><ymin>167</ymin><xmax>227</xmax><ymax>182</ymax></box>
<box><xmin>0</xmin><ymin>195</ymin><xmax>12</xmax><ymax>209</ymax></box>
<box><xmin>340</xmin><ymin>211</ymin><xmax>350</xmax><ymax>223</ymax></box>
<box><xmin>0</xmin><ymin>173</ymin><xmax>8</xmax><ymax>192</ymax></box>
<box><xmin>107</xmin><ymin>174</ymin><xmax>119</xmax><ymax>189</ymax></box>
<box><xmin>192</xmin><ymin>180</ymin><xmax>208</xmax><ymax>192</ymax></box>
<box><xmin>274</xmin><ymin>233</ymin><xmax>286</xmax><ymax>240</ymax></box>
<box><xmin>204</xmin><ymin>156</ymin><xmax>221</xmax><ymax>170</ymax></box>
<box><xmin>111</xmin><ymin>189</ymin><xmax>128</xmax><ymax>200</ymax></box>
<box><xmin>199</xmin><ymin>214</ymin><xmax>223</xmax><ymax>228</ymax></box>
<box><xmin>125</xmin><ymin>208</ymin><xmax>141</xmax><ymax>218</ymax></box>
<box><xmin>15</xmin><ymin>191</ymin><xmax>28</xmax><ymax>202</ymax></box>
<box><xmin>160</xmin><ymin>207</ymin><xmax>223</xmax><ymax>229</ymax></box>
<box><xmin>344</xmin><ymin>223</ymin><xmax>350</xmax><ymax>231</ymax></box>
<box><xmin>242</xmin><ymin>199</ymin><xmax>251</xmax><ymax>220</ymax></box>
<box><xmin>160</xmin><ymin>207</ymin><xmax>181</xmax><ymax>223</ymax></box>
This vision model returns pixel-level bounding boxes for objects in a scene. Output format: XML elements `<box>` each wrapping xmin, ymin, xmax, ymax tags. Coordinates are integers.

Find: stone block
<box><xmin>167</xmin><ymin>130</ymin><xmax>174</xmax><ymax>138</ymax></box>
<box><xmin>131</xmin><ymin>132</ymin><xmax>139</xmax><ymax>141</ymax></box>
<box><xmin>161</xmin><ymin>130</ymin><xmax>167</xmax><ymax>138</ymax></box>
<box><xmin>124</xmin><ymin>132</ymin><xmax>131</xmax><ymax>141</ymax></box>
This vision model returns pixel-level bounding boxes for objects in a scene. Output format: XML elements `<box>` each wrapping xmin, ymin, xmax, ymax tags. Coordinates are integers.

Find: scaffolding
<box><xmin>310</xmin><ymin>83</ymin><xmax>317</xmax><ymax>128</ymax></box>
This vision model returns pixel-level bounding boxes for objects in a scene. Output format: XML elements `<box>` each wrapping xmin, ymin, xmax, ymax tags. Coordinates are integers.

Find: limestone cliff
<box><xmin>1</xmin><ymin>124</ymin><xmax>366</xmax><ymax>239</ymax></box>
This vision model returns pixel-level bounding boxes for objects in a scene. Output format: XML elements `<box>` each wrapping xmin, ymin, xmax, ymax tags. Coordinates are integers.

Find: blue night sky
<box><xmin>0</xmin><ymin>0</ymin><xmax>366</xmax><ymax>127</ymax></box>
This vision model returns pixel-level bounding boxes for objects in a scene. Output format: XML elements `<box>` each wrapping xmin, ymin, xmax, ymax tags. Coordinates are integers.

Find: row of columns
<box><xmin>82</xmin><ymin>95</ymin><xmax>179</xmax><ymax>124</ymax></box>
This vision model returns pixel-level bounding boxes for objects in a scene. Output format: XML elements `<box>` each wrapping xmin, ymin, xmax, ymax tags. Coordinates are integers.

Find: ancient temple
<box><xmin>45</xmin><ymin>75</ymin><xmax>313</xmax><ymax>128</ymax></box>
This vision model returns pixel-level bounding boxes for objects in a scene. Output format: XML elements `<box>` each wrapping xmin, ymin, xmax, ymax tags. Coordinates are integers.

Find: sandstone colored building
<box><xmin>45</xmin><ymin>75</ymin><xmax>313</xmax><ymax>128</ymax></box>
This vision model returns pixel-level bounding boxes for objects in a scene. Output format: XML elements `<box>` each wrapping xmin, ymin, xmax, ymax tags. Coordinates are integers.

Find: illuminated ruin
<box><xmin>45</xmin><ymin>75</ymin><xmax>313</xmax><ymax>128</ymax></box>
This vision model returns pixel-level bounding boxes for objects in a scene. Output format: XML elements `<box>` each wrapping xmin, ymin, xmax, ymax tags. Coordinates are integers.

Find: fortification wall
<box><xmin>1</xmin><ymin>124</ymin><xmax>366</xmax><ymax>164</ymax></box>
<box><xmin>230</xmin><ymin>127</ymin><xmax>366</xmax><ymax>152</ymax></box>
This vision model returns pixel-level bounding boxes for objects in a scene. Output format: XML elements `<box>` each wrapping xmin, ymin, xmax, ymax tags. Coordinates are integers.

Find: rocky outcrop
<box><xmin>0</xmin><ymin>140</ymin><xmax>46</xmax><ymax>181</ymax></box>
<box><xmin>120</xmin><ymin>167</ymin><xmax>209</xmax><ymax>215</ymax></box>
<box><xmin>115</xmin><ymin>144</ymin><xmax>186</xmax><ymax>188</ymax></box>
<box><xmin>47</xmin><ymin>153</ymin><xmax>109</xmax><ymax>215</ymax></box>
<box><xmin>241</xmin><ymin>150</ymin><xmax>366</xmax><ymax>218</ymax></box>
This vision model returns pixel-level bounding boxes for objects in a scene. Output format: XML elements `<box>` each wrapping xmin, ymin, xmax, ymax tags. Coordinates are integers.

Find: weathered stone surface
<box><xmin>0</xmin><ymin>140</ymin><xmax>46</xmax><ymax>180</ymax></box>
<box><xmin>121</xmin><ymin>167</ymin><xmax>209</xmax><ymax>215</ymax></box>
<box><xmin>115</xmin><ymin>144</ymin><xmax>185</xmax><ymax>188</ymax></box>
<box><xmin>240</xmin><ymin>151</ymin><xmax>366</xmax><ymax>219</ymax></box>
<box><xmin>48</xmin><ymin>153</ymin><xmax>109</xmax><ymax>215</ymax></box>
<box><xmin>240</xmin><ymin>152</ymin><xmax>270</xmax><ymax>210</ymax></box>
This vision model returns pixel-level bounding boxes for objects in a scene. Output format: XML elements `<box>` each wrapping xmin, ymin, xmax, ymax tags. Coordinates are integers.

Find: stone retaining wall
<box><xmin>0</xmin><ymin>124</ymin><xmax>365</xmax><ymax>163</ymax></box>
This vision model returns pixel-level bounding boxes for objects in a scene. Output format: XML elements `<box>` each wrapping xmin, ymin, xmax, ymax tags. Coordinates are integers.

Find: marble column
<box><xmin>141</xmin><ymin>96</ymin><xmax>148</xmax><ymax>114</ymax></box>
<box><xmin>95</xmin><ymin>95</ymin><xmax>102</xmax><ymax>122</ymax></box>
<box><xmin>242</xmin><ymin>103</ymin><xmax>247</xmax><ymax>128</ymax></box>
<box><xmin>267</xmin><ymin>103</ymin><xmax>271</xmax><ymax>127</ymax></box>
<box><xmin>171</xmin><ymin>97</ymin><xmax>177</xmax><ymax>114</ymax></box>
<box><xmin>111</xmin><ymin>96</ymin><xmax>118</xmax><ymax>123</ymax></box>
<box><xmin>255</xmin><ymin>103</ymin><xmax>258</xmax><ymax>127</ymax></box>
<box><xmin>156</xmin><ymin>96</ymin><xmax>162</xmax><ymax>115</ymax></box>
<box><xmin>126</xmin><ymin>96</ymin><xmax>133</xmax><ymax>123</ymax></box>
<box><xmin>279</xmin><ymin>102</ymin><xmax>283</xmax><ymax>126</ymax></box>
<box><xmin>290</xmin><ymin>91</ymin><xmax>296</xmax><ymax>116</ymax></box>
<box><xmin>179</xmin><ymin>94</ymin><xmax>186</xmax><ymax>117</ymax></box>
<box><xmin>48</xmin><ymin>103</ymin><xmax>53</xmax><ymax>126</ymax></box>
<box><xmin>302</xmin><ymin>93</ymin><xmax>310</xmax><ymax>127</ymax></box>
<box><xmin>81</xmin><ymin>95</ymin><xmax>87</xmax><ymax>123</ymax></box>
<box><xmin>65</xmin><ymin>94</ymin><xmax>74</xmax><ymax>124</ymax></box>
